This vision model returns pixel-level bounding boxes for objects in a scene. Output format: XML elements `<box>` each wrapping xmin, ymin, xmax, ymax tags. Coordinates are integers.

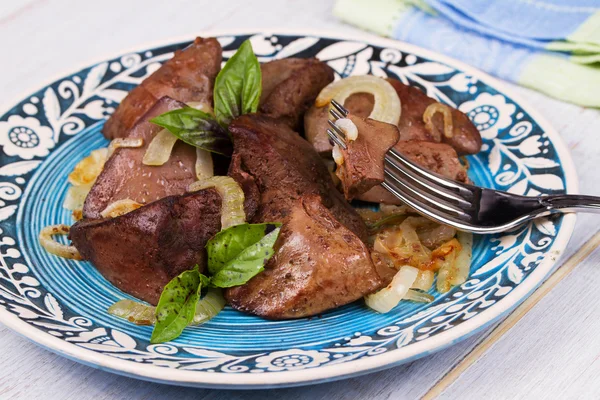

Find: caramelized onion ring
<box><xmin>143</xmin><ymin>129</ymin><xmax>178</xmax><ymax>166</ymax></box>
<box><xmin>100</xmin><ymin>199</ymin><xmax>143</xmax><ymax>218</ymax></box>
<box><xmin>423</xmin><ymin>103</ymin><xmax>454</xmax><ymax>140</ymax></box>
<box><xmin>188</xmin><ymin>176</ymin><xmax>245</xmax><ymax>229</ymax></box>
<box><xmin>108</xmin><ymin>137</ymin><xmax>143</xmax><ymax>158</ymax></box>
<box><xmin>39</xmin><ymin>224</ymin><xmax>81</xmax><ymax>260</ymax></box>
<box><xmin>316</xmin><ymin>76</ymin><xmax>401</xmax><ymax>125</ymax></box>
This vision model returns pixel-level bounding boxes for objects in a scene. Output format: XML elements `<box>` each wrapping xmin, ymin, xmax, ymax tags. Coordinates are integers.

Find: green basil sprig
<box><xmin>131</xmin><ymin>223</ymin><xmax>280</xmax><ymax>343</ymax></box>
<box><xmin>214</xmin><ymin>40</ymin><xmax>262</xmax><ymax>126</ymax></box>
<box><xmin>149</xmin><ymin>108</ymin><xmax>232</xmax><ymax>156</ymax></box>
<box><xmin>151</xmin><ymin>267</ymin><xmax>203</xmax><ymax>344</ymax></box>
<box><xmin>149</xmin><ymin>39</ymin><xmax>262</xmax><ymax>154</ymax></box>
<box><xmin>207</xmin><ymin>223</ymin><xmax>281</xmax><ymax>287</ymax></box>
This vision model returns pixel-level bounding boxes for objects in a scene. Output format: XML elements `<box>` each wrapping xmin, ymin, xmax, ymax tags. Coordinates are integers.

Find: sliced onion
<box><xmin>404</xmin><ymin>289</ymin><xmax>434</xmax><ymax>303</ymax></box>
<box><xmin>188</xmin><ymin>176</ymin><xmax>245</xmax><ymax>229</ymax></box>
<box><xmin>65</xmin><ymin>148</ymin><xmax>110</xmax><ymax>217</ymax></box>
<box><xmin>108</xmin><ymin>287</ymin><xmax>225</xmax><ymax>327</ymax></box>
<box><xmin>68</xmin><ymin>148</ymin><xmax>108</xmax><ymax>186</ymax></box>
<box><xmin>434</xmin><ymin>238</ymin><xmax>462</xmax><ymax>293</ymax></box>
<box><xmin>100</xmin><ymin>199</ymin><xmax>143</xmax><ymax>218</ymax></box>
<box><xmin>195</xmin><ymin>148</ymin><xmax>214</xmax><ymax>180</ymax></box>
<box><xmin>365</xmin><ymin>265</ymin><xmax>418</xmax><ymax>313</ymax></box>
<box><xmin>108</xmin><ymin>299</ymin><xmax>155</xmax><ymax>325</ymax></box>
<box><xmin>108</xmin><ymin>137</ymin><xmax>143</xmax><ymax>158</ymax></box>
<box><xmin>63</xmin><ymin>184</ymin><xmax>93</xmax><ymax>211</ymax></box>
<box><xmin>423</xmin><ymin>103</ymin><xmax>454</xmax><ymax>140</ymax></box>
<box><xmin>39</xmin><ymin>224</ymin><xmax>81</xmax><ymax>260</ymax></box>
<box><xmin>452</xmin><ymin>231</ymin><xmax>473</xmax><ymax>287</ymax></box>
<box><xmin>187</xmin><ymin>101</ymin><xmax>214</xmax><ymax>114</ymax></box>
<box><xmin>373</xmin><ymin>218</ymin><xmax>432</xmax><ymax>269</ymax></box>
<box><xmin>335</xmin><ymin>118</ymin><xmax>358</xmax><ymax>141</ymax></box>
<box><xmin>332</xmin><ymin>144</ymin><xmax>344</xmax><ymax>166</ymax></box>
<box><xmin>323</xmin><ymin>159</ymin><xmax>341</xmax><ymax>186</ymax></box>
<box><xmin>412</xmin><ymin>269</ymin><xmax>434</xmax><ymax>291</ymax></box>
<box><xmin>72</xmin><ymin>210</ymin><xmax>83</xmax><ymax>221</ymax></box>
<box><xmin>192</xmin><ymin>288</ymin><xmax>226</xmax><ymax>325</ymax></box>
<box><xmin>357</xmin><ymin>204</ymin><xmax>409</xmax><ymax>226</ymax></box>
<box><xmin>316</xmin><ymin>76</ymin><xmax>401</xmax><ymax>125</ymax></box>
<box><xmin>143</xmin><ymin>129</ymin><xmax>178</xmax><ymax>166</ymax></box>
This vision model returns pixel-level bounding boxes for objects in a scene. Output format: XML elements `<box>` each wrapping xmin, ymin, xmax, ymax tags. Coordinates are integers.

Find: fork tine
<box><xmin>326</xmin><ymin>129</ymin><xmax>347</xmax><ymax>149</ymax></box>
<box><xmin>327</xmin><ymin>98</ymin><xmax>476</xmax><ymax>226</ymax></box>
<box><xmin>382</xmin><ymin>174</ymin><xmax>474</xmax><ymax>229</ymax></box>
<box><xmin>384</xmin><ymin>167</ymin><xmax>471</xmax><ymax>219</ymax></box>
<box><xmin>387</xmin><ymin>148</ymin><xmax>474</xmax><ymax>200</ymax></box>
<box><xmin>329</xmin><ymin>108</ymin><xmax>344</xmax><ymax>121</ymax></box>
<box><xmin>327</xmin><ymin>120</ymin><xmax>346</xmax><ymax>138</ymax></box>
<box><xmin>384</xmin><ymin>155</ymin><xmax>473</xmax><ymax>208</ymax></box>
<box><xmin>330</xmin><ymin>99</ymin><xmax>349</xmax><ymax>116</ymax></box>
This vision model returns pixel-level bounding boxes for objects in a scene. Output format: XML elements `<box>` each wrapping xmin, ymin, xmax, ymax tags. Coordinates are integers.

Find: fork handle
<box><xmin>542</xmin><ymin>194</ymin><xmax>600</xmax><ymax>214</ymax></box>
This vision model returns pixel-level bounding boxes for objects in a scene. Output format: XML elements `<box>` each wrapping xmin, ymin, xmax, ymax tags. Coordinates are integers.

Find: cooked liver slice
<box><xmin>103</xmin><ymin>37</ymin><xmax>222</xmax><ymax>140</ymax></box>
<box><xmin>226</xmin><ymin>195</ymin><xmax>390</xmax><ymax>319</ymax></box>
<box><xmin>305</xmin><ymin>92</ymin><xmax>374</xmax><ymax>155</ymax></box>
<box><xmin>259</xmin><ymin>58</ymin><xmax>334</xmax><ymax>131</ymax></box>
<box><xmin>357</xmin><ymin>141</ymin><xmax>469</xmax><ymax>204</ymax></box>
<box><xmin>71</xmin><ymin>189</ymin><xmax>221</xmax><ymax>305</ymax></box>
<box><xmin>336</xmin><ymin>114</ymin><xmax>399</xmax><ymax>200</ymax></box>
<box><xmin>83</xmin><ymin>97</ymin><xmax>197</xmax><ymax>219</ymax></box>
<box><xmin>397</xmin><ymin>141</ymin><xmax>469</xmax><ymax>182</ymax></box>
<box><xmin>227</xmin><ymin>114</ymin><xmax>368</xmax><ymax>240</ymax></box>
<box><xmin>305</xmin><ymin>79</ymin><xmax>482</xmax><ymax>155</ymax></box>
<box><xmin>224</xmin><ymin>114</ymin><xmax>391</xmax><ymax>318</ymax></box>
<box><xmin>227</xmin><ymin>153</ymin><xmax>260</xmax><ymax>220</ymax></box>
<box><xmin>387</xmin><ymin>79</ymin><xmax>482</xmax><ymax>155</ymax></box>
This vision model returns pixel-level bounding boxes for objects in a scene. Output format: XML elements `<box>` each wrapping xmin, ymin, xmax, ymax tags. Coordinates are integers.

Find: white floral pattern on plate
<box><xmin>460</xmin><ymin>93</ymin><xmax>516</xmax><ymax>140</ymax></box>
<box><xmin>0</xmin><ymin>116</ymin><xmax>55</xmax><ymax>160</ymax></box>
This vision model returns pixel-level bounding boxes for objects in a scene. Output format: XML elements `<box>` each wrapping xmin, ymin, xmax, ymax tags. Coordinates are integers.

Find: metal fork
<box><xmin>326</xmin><ymin>99</ymin><xmax>600</xmax><ymax>234</ymax></box>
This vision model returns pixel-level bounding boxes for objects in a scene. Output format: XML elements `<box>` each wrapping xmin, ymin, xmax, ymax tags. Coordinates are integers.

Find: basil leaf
<box><xmin>214</xmin><ymin>40</ymin><xmax>262</xmax><ymax>126</ymax></box>
<box><xmin>150</xmin><ymin>268</ymin><xmax>202</xmax><ymax>343</ymax></box>
<box><xmin>207</xmin><ymin>223</ymin><xmax>281</xmax><ymax>288</ymax></box>
<box><xmin>198</xmin><ymin>269</ymin><xmax>211</xmax><ymax>289</ymax></box>
<box><xmin>150</xmin><ymin>107</ymin><xmax>232</xmax><ymax>156</ymax></box>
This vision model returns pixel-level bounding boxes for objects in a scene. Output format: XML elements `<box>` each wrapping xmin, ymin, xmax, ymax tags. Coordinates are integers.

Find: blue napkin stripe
<box><xmin>393</xmin><ymin>8</ymin><xmax>552</xmax><ymax>82</ymax></box>
<box><xmin>432</xmin><ymin>0</ymin><xmax>598</xmax><ymax>41</ymax></box>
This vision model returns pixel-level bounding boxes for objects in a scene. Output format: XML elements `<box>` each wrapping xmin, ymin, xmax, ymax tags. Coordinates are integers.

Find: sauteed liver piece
<box><xmin>103</xmin><ymin>37</ymin><xmax>222</xmax><ymax>140</ymax></box>
<box><xmin>83</xmin><ymin>97</ymin><xmax>197</xmax><ymax>219</ymax></box>
<box><xmin>225</xmin><ymin>114</ymin><xmax>394</xmax><ymax>318</ymax></box>
<box><xmin>71</xmin><ymin>189</ymin><xmax>221</xmax><ymax>305</ymax></box>
<box><xmin>260</xmin><ymin>58</ymin><xmax>334</xmax><ymax>131</ymax></box>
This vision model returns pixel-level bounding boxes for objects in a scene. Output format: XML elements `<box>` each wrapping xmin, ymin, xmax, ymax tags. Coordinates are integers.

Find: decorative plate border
<box><xmin>0</xmin><ymin>30</ymin><xmax>577</xmax><ymax>388</ymax></box>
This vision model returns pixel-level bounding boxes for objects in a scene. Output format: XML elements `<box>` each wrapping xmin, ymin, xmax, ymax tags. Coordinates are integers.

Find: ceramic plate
<box><xmin>0</xmin><ymin>31</ymin><xmax>576</xmax><ymax>389</ymax></box>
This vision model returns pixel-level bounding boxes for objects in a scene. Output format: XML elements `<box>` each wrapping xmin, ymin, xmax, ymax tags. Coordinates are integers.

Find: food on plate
<box><xmin>305</xmin><ymin>77</ymin><xmax>481</xmax><ymax>155</ymax></box>
<box><xmin>83</xmin><ymin>97</ymin><xmax>199</xmax><ymax>219</ymax></box>
<box><xmin>260</xmin><ymin>58</ymin><xmax>334</xmax><ymax>130</ymax></box>
<box><xmin>103</xmin><ymin>37</ymin><xmax>222</xmax><ymax>140</ymax></box>
<box><xmin>39</xmin><ymin>36</ymin><xmax>481</xmax><ymax>343</ymax></box>
<box><xmin>355</xmin><ymin>141</ymin><xmax>470</xmax><ymax>205</ymax></box>
<box><xmin>71</xmin><ymin>189</ymin><xmax>221</xmax><ymax>304</ymax></box>
<box><xmin>224</xmin><ymin>115</ymin><xmax>390</xmax><ymax>318</ymax></box>
<box><xmin>332</xmin><ymin>114</ymin><xmax>399</xmax><ymax>200</ymax></box>
<box><xmin>386</xmin><ymin>78</ymin><xmax>482</xmax><ymax>155</ymax></box>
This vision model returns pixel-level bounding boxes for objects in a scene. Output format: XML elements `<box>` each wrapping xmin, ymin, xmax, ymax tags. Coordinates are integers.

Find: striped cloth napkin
<box><xmin>334</xmin><ymin>0</ymin><xmax>600</xmax><ymax>107</ymax></box>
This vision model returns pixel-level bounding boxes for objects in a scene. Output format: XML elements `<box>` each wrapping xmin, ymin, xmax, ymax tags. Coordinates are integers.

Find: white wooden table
<box><xmin>1</xmin><ymin>1</ymin><xmax>599</xmax><ymax>399</ymax></box>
